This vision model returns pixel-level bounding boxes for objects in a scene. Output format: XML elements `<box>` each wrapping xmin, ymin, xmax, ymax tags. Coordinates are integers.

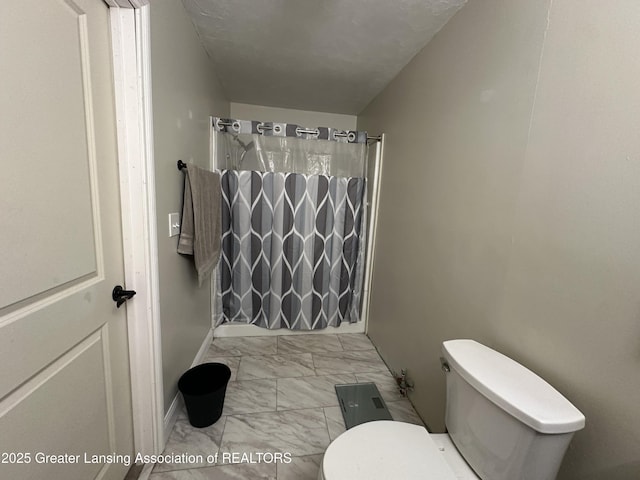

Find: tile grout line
<box><xmin>216</xmin><ymin>353</ymin><xmax>234</xmax><ymax>467</ymax></box>
<box><xmin>321</xmin><ymin>406</ymin><xmax>332</xmax><ymax>444</ymax></box>
<box><xmin>214</xmin><ymin>415</ymin><xmax>227</xmax><ymax>468</ymax></box>
<box><xmin>311</xmin><ymin>351</ymin><xmax>318</xmax><ymax>377</ymax></box>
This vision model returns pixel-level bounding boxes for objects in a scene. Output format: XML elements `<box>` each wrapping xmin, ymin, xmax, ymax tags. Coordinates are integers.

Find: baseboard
<box><xmin>162</xmin><ymin>327</ymin><xmax>214</xmax><ymax>445</ymax></box>
<box><xmin>213</xmin><ymin>321</ymin><xmax>365</xmax><ymax>338</ymax></box>
<box><xmin>162</xmin><ymin>396</ymin><xmax>181</xmax><ymax>448</ymax></box>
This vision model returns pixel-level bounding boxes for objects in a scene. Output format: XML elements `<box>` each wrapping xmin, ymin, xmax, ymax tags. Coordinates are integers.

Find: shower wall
<box><xmin>230</xmin><ymin>103</ymin><xmax>357</xmax><ymax>132</ymax></box>
<box><xmin>358</xmin><ymin>0</ymin><xmax>640</xmax><ymax>478</ymax></box>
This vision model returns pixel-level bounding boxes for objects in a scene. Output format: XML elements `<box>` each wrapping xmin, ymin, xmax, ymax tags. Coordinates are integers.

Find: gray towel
<box><xmin>177</xmin><ymin>164</ymin><xmax>221</xmax><ymax>286</ymax></box>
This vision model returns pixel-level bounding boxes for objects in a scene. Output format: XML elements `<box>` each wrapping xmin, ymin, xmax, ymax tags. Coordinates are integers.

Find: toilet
<box><xmin>319</xmin><ymin>339</ymin><xmax>585</xmax><ymax>480</ymax></box>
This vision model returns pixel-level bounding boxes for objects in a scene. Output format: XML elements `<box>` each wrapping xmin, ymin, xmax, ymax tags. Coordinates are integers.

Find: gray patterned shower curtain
<box><xmin>213</xmin><ymin>118</ymin><xmax>368</xmax><ymax>330</ymax></box>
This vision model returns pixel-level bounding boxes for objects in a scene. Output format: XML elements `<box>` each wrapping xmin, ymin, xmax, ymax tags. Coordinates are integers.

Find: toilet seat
<box><xmin>320</xmin><ymin>421</ymin><xmax>459</xmax><ymax>480</ymax></box>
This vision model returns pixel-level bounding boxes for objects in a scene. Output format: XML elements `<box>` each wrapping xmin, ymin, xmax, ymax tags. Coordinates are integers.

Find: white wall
<box><xmin>150</xmin><ymin>0</ymin><xmax>230</xmax><ymax>413</ymax></box>
<box><xmin>230</xmin><ymin>102</ymin><xmax>357</xmax><ymax>131</ymax></box>
<box><xmin>358</xmin><ymin>0</ymin><xmax>640</xmax><ymax>478</ymax></box>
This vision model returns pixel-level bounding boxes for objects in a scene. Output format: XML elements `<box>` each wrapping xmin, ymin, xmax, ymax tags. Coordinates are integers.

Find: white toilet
<box><xmin>319</xmin><ymin>339</ymin><xmax>585</xmax><ymax>480</ymax></box>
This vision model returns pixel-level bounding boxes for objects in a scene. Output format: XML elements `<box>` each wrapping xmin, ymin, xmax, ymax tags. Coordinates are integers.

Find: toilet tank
<box><xmin>442</xmin><ymin>340</ymin><xmax>585</xmax><ymax>480</ymax></box>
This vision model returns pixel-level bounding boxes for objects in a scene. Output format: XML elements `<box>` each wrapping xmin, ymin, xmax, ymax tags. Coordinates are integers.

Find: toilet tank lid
<box><xmin>442</xmin><ymin>340</ymin><xmax>585</xmax><ymax>434</ymax></box>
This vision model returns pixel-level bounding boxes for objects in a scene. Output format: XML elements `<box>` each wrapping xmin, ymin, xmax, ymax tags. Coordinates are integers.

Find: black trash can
<box><xmin>178</xmin><ymin>362</ymin><xmax>231</xmax><ymax>428</ymax></box>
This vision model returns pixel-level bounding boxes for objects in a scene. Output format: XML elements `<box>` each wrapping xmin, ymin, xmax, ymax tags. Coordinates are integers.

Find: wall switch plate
<box><xmin>169</xmin><ymin>213</ymin><xmax>180</xmax><ymax>237</ymax></box>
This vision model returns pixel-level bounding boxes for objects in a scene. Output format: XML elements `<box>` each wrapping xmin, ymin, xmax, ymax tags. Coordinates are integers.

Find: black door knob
<box><xmin>112</xmin><ymin>285</ymin><xmax>136</xmax><ymax>308</ymax></box>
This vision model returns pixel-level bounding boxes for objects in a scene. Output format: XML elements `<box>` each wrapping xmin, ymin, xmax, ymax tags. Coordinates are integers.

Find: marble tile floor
<box><xmin>150</xmin><ymin>333</ymin><xmax>424</xmax><ymax>480</ymax></box>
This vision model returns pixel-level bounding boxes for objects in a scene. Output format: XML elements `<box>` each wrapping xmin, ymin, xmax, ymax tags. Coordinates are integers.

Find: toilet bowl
<box><xmin>319</xmin><ymin>340</ymin><xmax>585</xmax><ymax>480</ymax></box>
<box><xmin>318</xmin><ymin>421</ymin><xmax>478</xmax><ymax>480</ymax></box>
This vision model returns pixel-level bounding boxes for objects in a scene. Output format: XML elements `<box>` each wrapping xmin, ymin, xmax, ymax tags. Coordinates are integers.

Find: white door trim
<box><xmin>103</xmin><ymin>0</ymin><xmax>150</xmax><ymax>9</ymax></box>
<box><xmin>110</xmin><ymin>3</ymin><xmax>164</xmax><ymax>456</ymax></box>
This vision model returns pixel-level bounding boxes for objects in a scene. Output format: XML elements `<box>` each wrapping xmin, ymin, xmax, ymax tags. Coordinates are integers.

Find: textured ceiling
<box><xmin>181</xmin><ymin>0</ymin><xmax>467</xmax><ymax>115</ymax></box>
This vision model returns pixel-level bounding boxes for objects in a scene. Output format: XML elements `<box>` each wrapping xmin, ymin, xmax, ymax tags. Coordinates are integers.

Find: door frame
<box><xmin>108</xmin><ymin>0</ymin><xmax>164</xmax><ymax>456</ymax></box>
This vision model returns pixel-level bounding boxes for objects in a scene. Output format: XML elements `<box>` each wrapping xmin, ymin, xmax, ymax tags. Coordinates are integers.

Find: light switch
<box><xmin>169</xmin><ymin>213</ymin><xmax>181</xmax><ymax>237</ymax></box>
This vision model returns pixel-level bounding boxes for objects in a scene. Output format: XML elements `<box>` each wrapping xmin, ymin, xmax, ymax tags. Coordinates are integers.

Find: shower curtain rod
<box><xmin>216</xmin><ymin>120</ymin><xmax>381</xmax><ymax>143</ymax></box>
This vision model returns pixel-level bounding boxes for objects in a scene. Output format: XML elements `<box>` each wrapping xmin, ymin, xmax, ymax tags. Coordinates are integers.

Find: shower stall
<box><xmin>210</xmin><ymin>117</ymin><xmax>383</xmax><ymax>335</ymax></box>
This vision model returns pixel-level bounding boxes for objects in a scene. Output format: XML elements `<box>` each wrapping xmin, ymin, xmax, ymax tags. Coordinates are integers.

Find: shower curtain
<box><xmin>213</xmin><ymin>118</ymin><xmax>368</xmax><ymax>330</ymax></box>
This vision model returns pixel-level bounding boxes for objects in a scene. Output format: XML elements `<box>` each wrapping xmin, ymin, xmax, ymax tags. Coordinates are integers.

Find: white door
<box><xmin>0</xmin><ymin>1</ymin><xmax>134</xmax><ymax>479</ymax></box>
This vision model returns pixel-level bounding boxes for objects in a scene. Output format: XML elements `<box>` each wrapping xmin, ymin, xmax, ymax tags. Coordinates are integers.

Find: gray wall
<box><xmin>358</xmin><ymin>0</ymin><xmax>640</xmax><ymax>478</ymax></box>
<box><xmin>150</xmin><ymin>0</ymin><xmax>230</xmax><ymax>413</ymax></box>
<box><xmin>230</xmin><ymin>103</ymin><xmax>357</xmax><ymax>131</ymax></box>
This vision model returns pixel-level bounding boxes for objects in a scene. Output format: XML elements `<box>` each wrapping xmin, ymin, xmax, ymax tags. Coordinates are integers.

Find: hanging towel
<box><xmin>177</xmin><ymin>164</ymin><xmax>222</xmax><ymax>286</ymax></box>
